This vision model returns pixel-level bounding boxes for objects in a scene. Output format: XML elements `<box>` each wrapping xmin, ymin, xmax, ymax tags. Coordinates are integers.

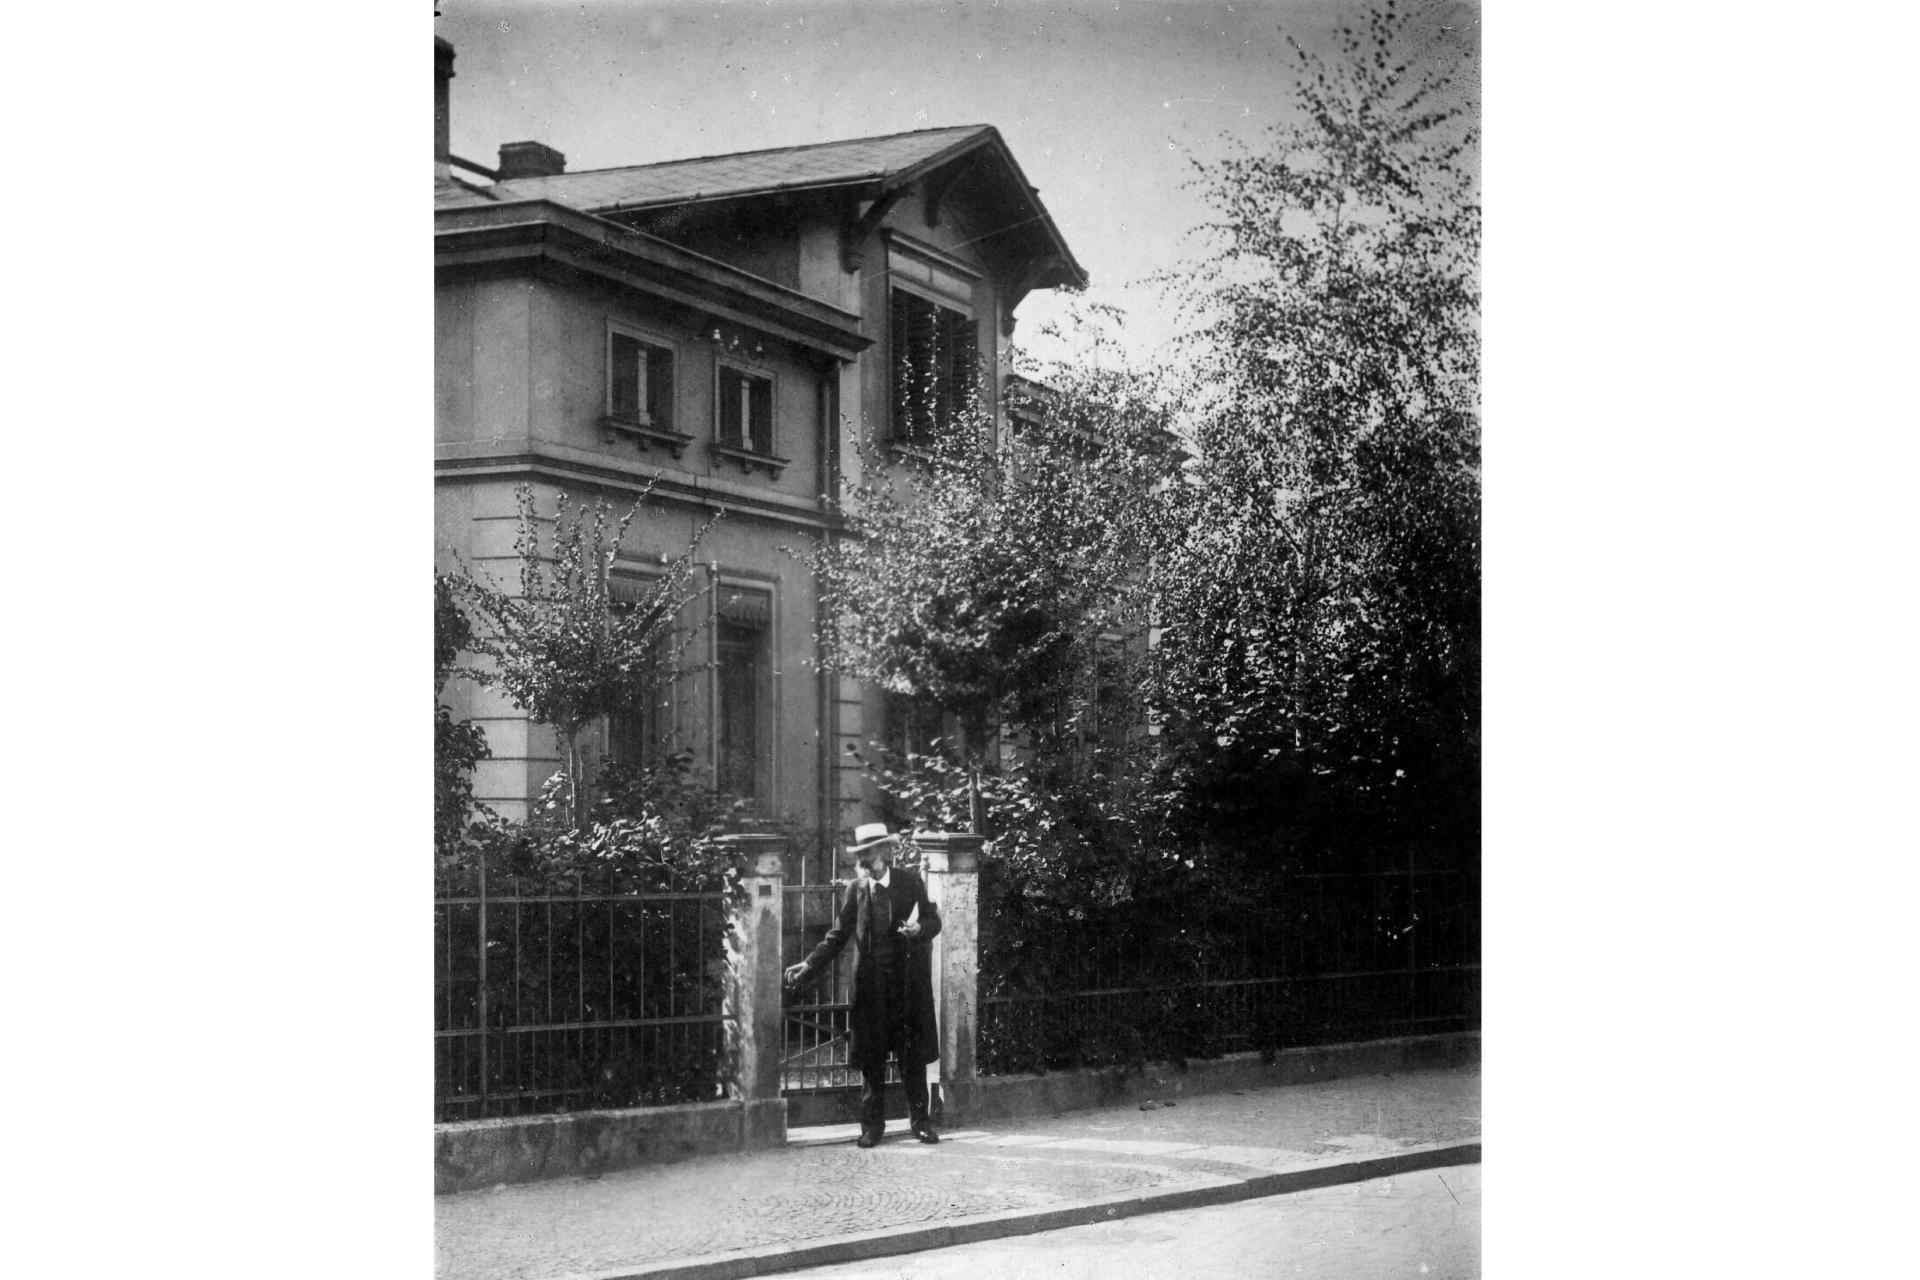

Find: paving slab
<box><xmin>436</xmin><ymin>1066</ymin><xmax>1479</xmax><ymax>1280</ymax></box>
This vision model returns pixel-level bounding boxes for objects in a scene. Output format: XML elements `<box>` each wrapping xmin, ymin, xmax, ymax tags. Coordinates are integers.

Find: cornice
<box><xmin>436</xmin><ymin>201</ymin><xmax>871</xmax><ymax>363</ymax></box>
<box><xmin>434</xmin><ymin>440</ymin><xmax>848</xmax><ymax>535</ymax></box>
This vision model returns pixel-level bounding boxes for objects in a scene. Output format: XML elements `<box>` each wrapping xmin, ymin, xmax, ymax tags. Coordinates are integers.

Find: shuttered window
<box><xmin>609</xmin><ymin>330</ymin><xmax>674</xmax><ymax>427</ymax></box>
<box><xmin>717</xmin><ymin>367</ymin><xmax>774</xmax><ymax>454</ymax></box>
<box><xmin>890</xmin><ymin>289</ymin><xmax>977</xmax><ymax>445</ymax></box>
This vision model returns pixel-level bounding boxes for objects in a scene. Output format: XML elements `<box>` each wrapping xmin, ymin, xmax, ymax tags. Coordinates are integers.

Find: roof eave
<box><xmin>582</xmin><ymin>175</ymin><xmax>888</xmax><ymax>219</ymax></box>
<box><xmin>888</xmin><ymin>127</ymin><xmax>1088</xmax><ymax>291</ymax></box>
<box><xmin>435</xmin><ymin>199</ymin><xmax>870</xmax><ymax>360</ymax></box>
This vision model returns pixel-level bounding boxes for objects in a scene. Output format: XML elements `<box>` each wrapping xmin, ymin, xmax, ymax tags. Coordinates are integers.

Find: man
<box><xmin>784</xmin><ymin>823</ymin><xmax>943</xmax><ymax>1147</ymax></box>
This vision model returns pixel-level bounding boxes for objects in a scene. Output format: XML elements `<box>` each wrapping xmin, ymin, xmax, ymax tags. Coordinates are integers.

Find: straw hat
<box><xmin>847</xmin><ymin>822</ymin><xmax>901</xmax><ymax>855</ymax></box>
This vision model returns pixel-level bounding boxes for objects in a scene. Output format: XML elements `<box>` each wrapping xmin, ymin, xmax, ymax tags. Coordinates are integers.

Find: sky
<box><xmin>436</xmin><ymin>0</ymin><xmax>1479</xmax><ymax>369</ymax></box>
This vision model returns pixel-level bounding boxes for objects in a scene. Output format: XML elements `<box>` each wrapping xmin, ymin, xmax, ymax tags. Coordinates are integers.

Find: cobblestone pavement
<box><xmin>434</xmin><ymin>1067</ymin><xmax>1479</xmax><ymax>1280</ymax></box>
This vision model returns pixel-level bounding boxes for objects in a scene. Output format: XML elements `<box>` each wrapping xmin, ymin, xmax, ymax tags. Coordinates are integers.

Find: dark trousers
<box><xmin>858</xmin><ymin>947</ymin><xmax>931</xmax><ymax>1134</ymax></box>
<box><xmin>859</xmin><ymin>1056</ymin><xmax>929</xmax><ymax>1135</ymax></box>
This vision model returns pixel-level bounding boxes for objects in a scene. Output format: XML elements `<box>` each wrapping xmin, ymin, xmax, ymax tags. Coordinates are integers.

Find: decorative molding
<box><xmin>709</xmin><ymin>441</ymin><xmax>791</xmax><ymax>480</ymax></box>
<box><xmin>435</xmin><ymin>203</ymin><xmax>870</xmax><ymax>361</ymax></box>
<box><xmin>705</xmin><ymin>320</ymin><xmax>773</xmax><ymax>362</ymax></box>
<box><xmin>433</xmin><ymin>448</ymin><xmax>843</xmax><ymax>533</ymax></box>
<box><xmin>883</xmin><ymin>229</ymin><xmax>984</xmax><ymax>283</ymax></box>
<box><xmin>840</xmin><ymin>189</ymin><xmax>905</xmax><ymax>274</ymax></box>
<box><xmin>597</xmin><ymin>415</ymin><xmax>694</xmax><ymax>458</ymax></box>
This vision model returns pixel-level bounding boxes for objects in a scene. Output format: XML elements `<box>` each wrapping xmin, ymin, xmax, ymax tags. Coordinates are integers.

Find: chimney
<box><xmin>435</xmin><ymin>38</ymin><xmax>455</xmax><ymax>179</ymax></box>
<box><xmin>497</xmin><ymin>140</ymin><xmax>567</xmax><ymax>181</ymax></box>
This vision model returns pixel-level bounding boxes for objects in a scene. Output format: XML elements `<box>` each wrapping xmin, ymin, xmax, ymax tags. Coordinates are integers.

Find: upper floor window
<box><xmin>887</xmin><ymin>236</ymin><xmax>982</xmax><ymax>449</ymax></box>
<box><xmin>891</xmin><ymin>289</ymin><xmax>978</xmax><ymax>446</ymax></box>
<box><xmin>602</xmin><ymin>325</ymin><xmax>690</xmax><ymax>459</ymax></box>
<box><xmin>609</xmin><ymin>329</ymin><xmax>674</xmax><ymax>428</ymax></box>
<box><xmin>717</xmin><ymin>366</ymin><xmax>774</xmax><ymax>455</ymax></box>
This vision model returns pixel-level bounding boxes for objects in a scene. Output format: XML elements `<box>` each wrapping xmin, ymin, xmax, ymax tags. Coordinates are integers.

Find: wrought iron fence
<box><xmin>978</xmin><ymin>866</ymin><xmax>1478</xmax><ymax>1076</ymax></box>
<box><xmin>434</xmin><ymin>867</ymin><xmax>731</xmax><ymax>1121</ymax></box>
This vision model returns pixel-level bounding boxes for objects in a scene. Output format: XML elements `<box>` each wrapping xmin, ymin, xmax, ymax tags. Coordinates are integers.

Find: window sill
<box><xmin>709</xmin><ymin>441</ymin><xmax>791</xmax><ymax>479</ymax></box>
<box><xmin>887</xmin><ymin>438</ymin><xmax>943</xmax><ymax>464</ymax></box>
<box><xmin>599</xmin><ymin>415</ymin><xmax>694</xmax><ymax>459</ymax></box>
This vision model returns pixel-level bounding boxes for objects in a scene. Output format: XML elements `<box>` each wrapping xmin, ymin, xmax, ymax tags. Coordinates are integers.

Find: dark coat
<box><xmin>802</xmin><ymin>868</ymin><xmax>942</xmax><ymax>1069</ymax></box>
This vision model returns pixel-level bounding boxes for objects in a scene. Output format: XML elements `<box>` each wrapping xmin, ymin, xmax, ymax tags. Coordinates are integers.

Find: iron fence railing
<box><xmin>978</xmin><ymin>867</ymin><xmax>1479</xmax><ymax>1075</ymax></box>
<box><xmin>434</xmin><ymin>868</ymin><xmax>731</xmax><ymax>1121</ymax></box>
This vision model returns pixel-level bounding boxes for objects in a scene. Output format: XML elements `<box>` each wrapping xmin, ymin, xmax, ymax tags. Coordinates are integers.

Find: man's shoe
<box><xmin>911</xmin><ymin>1122</ymin><xmax>940</xmax><ymax>1144</ymax></box>
<box><xmin>856</xmin><ymin>1130</ymin><xmax>880</xmax><ymax>1149</ymax></box>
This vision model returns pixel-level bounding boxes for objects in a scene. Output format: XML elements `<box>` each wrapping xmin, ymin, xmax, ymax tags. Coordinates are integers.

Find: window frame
<box><xmin>709</xmin><ymin>357</ymin><xmax>789</xmax><ymax>479</ymax></box>
<box><xmin>603</xmin><ymin>563</ymin><xmax>675</xmax><ymax>770</ymax></box>
<box><xmin>710</xmin><ymin>575</ymin><xmax>779</xmax><ymax>807</ymax></box>
<box><xmin>888</xmin><ymin>278</ymin><xmax>982</xmax><ymax>450</ymax></box>
<box><xmin>599</xmin><ymin>321</ymin><xmax>691</xmax><ymax>458</ymax></box>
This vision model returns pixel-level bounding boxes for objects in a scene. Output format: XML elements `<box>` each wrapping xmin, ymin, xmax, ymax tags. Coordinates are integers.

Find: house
<box><xmin>434</xmin><ymin>39</ymin><xmax>1087</xmax><ymax>882</ymax></box>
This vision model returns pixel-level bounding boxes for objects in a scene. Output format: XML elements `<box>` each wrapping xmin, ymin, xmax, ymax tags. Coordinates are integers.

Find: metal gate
<box><xmin>781</xmin><ymin>880</ymin><xmax>903</xmax><ymax>1123</ymax></box>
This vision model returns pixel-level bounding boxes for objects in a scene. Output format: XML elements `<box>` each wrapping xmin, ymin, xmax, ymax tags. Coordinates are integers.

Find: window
<box><xmin>717</xmin><ymin>366</ymin><xmax>773</xmax><ymax>455</ymax></box>
<box><xmin>715</xmin><ymin>584</ymin><xmax>773</xmax><ymax>804</ymax></box>
<box><xmin>608</xmin><ymin>330</ymin><xmax>674</xmax><ymax>428</ymax></box>
<box><xmin>891</xmin><ymin>288</ymin><xmax>978</xmax><ymax>445</ymax></box>
<box><xmin>602</xmin><ymin>326</ymin><xmax>688</xmax><ymax>457</ymax></box>
<box><xmin>606</xmin><ymin>572</ymin><xmax>669</xmax><ymax>768</ymax></box>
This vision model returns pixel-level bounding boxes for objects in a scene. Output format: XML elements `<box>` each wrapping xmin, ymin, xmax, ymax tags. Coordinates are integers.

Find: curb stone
<box><xmin>548</xmin><ymin>1138</ymin><xmax>1482</xmax><ymax>1280</ymax></box>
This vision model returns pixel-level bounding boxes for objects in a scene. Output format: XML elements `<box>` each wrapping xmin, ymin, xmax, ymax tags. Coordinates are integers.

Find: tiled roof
<box><xmin>486</xmin><ymin>125</ymin><xmax>994</xmax><ymax>212</ymax></box>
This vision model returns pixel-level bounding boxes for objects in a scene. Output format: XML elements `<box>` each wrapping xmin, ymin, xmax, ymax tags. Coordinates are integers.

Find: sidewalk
<box><xmin>435</xmin><ymin>1065</ymin><xmax>1480</xmax><ymax>1280</ymax></box>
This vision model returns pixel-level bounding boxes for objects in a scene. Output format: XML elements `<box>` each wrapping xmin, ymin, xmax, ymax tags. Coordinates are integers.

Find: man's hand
<box><xmin>783</xmin><ymin>962</ymin><xmax>811</xmax><ymax>987</ymax></box>
<box><xmin>897</xmin><ymin>921</ymin><xmax>922</xmax><ymax>940</ymax></box>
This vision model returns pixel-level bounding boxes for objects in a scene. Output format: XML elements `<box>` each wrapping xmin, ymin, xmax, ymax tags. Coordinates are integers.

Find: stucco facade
<box><xmin>436</xmin><ymin>46</ymin><xmax>1084</xmax><ymax>880</ymax></box>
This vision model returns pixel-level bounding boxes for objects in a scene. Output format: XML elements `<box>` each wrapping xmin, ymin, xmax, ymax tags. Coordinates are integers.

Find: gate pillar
<box><xmin>720</xmin><ymin>831</ymin><xmax>788</xmax><ymax>1149</ymax></box>
<box><xmin>918</xmin><ymin>831</ymin><xmax>983</xmax><ymax>1124</ymax></box>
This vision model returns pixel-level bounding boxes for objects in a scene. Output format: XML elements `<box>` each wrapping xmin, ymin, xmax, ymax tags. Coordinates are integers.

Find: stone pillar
<box><xmin>719</xmin><ymin>832</ymin><xmax>788</xmax><ymax>1150</ymax></box>
<box><xmin>918</xmin><ymin>831</ymin><xmax>983</xmax><ymax>1124</ymax></box>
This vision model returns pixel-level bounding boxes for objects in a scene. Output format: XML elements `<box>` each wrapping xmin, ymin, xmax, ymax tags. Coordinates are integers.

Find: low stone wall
<box><xmin>946</xmin><ymin>1032</ymin><xmax>1479</xmax><ymax>1126</ymax></box>
<box><xmin>435</xmin><ymin>1097</ymin><xmax>785</xmax><ymax>1194</ymax></box>
<box><xmin>435</xmin><ymin>1034</ymin><xmax>1475</xmax><ymax>1192</ymax></box>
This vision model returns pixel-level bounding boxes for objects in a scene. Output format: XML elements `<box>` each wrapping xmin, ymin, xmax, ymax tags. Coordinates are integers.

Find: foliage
<box><xmin>432</xmin><ymin>753</ymin><xmax>744</xmax><ymax>1119</ymax></box>
<box><xmin>817</xmin><ymin>311</ymin><xmax>1201</xmax><ymax>1010</ymax></box>
<box><xmin>435</xmin><ymin>573</ymin><xmax>490</xmax><ymax>857</ymax></box>
<box><xmin>1152</xmin><ymin>0</ymin><xmax>1481</xmax><ymax>850</ymax></box>
<box><xmin>855</xmin><ymin>725</ymin><xmax>1168</xmax><ymax>914</ymax></box>
<box><xmin>439</xmin><ymin>752</ymin><xmax>745</xmax><ymax>895</ymax></box>
<box><xmin>815</xmin><ymin>324</ymin><xmax>1180</xmax><ymax>759</ymax></box>
<box><xmin>444</xmin><ymin>483</ymin><xmax>715</xmax><ymax>826</ymax></box>
<box><xmin>436</xmin><ymin>705</ymin><xmax>491</xmax><ymax>856</ymax></box>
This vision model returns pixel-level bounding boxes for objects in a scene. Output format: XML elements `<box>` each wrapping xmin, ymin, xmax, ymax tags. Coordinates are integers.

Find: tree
<box><xmin>436</xmin><ymin>571</ymin><xmax>491</xmax><ymax>856</ymax></box>
<box><xmin>444</xmin><ymin>484</ymin><xmax>714</xmax><ymax>828</ymax></box>
<box><xmin>1152</xmin><ymin>0</ymin><xmax>1480</xmax><ymax>851</ymax></box>
<box><xmin>813</xmin><ymin>319</ymin><xmax>1180</xmax><ymax>838</ymax></box>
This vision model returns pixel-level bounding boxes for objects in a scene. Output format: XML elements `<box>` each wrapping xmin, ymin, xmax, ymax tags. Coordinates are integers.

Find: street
<box><xmin>778</xmin><ymin>1167</ymin><xmax>1480</xmax><ymax>1280</ymax></box>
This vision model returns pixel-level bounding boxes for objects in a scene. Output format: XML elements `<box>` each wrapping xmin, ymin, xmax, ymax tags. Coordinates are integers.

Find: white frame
<box><xmin>884</xmin><ymin>230</ymin><xmax>982</xmax><ymax>305</ymax></box>
<box><xmin>606</xmin><ymin>320</ymin><xmax>680</xmax><ymax>428</ymax></box>
<box><xmin>711</xmin><ymin>357</ymin><xmax>779</xmax><ymax>456</ymax></box>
